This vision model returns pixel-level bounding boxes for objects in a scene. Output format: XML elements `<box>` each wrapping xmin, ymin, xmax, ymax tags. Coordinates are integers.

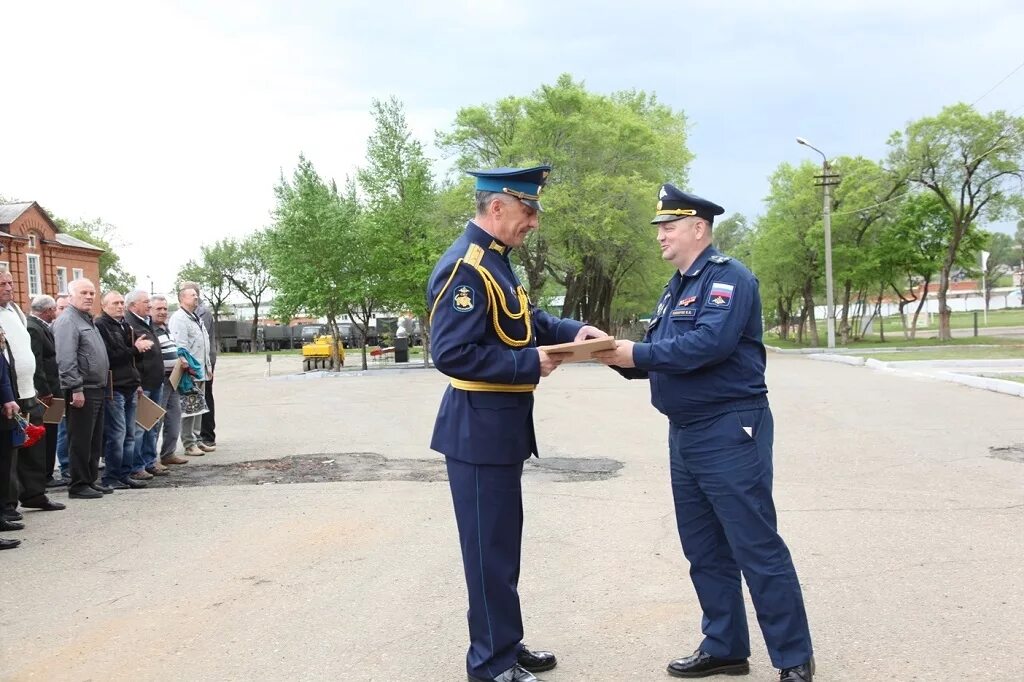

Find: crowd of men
<box><xmin>1</xmin><ymin>276</ymin><xmax>217</xmax><ymax>550</ymax></box>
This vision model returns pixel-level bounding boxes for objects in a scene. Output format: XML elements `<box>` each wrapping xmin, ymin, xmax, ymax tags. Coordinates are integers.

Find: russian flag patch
<box><xmin>707</xmin><ymin>282</ymin><xmax>734</xmax><ymax>307</ymax></box>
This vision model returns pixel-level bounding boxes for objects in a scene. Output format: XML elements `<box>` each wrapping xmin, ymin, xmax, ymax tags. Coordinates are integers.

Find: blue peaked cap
<box><xmin>468</xmin><ymin>165</ymin><xmax>551</xmax><ymax>211</ymax></box>
<box><xmin>652</xmin><ymin>183</ymin><xmax>725</xmax><ymax>224</ymax></box>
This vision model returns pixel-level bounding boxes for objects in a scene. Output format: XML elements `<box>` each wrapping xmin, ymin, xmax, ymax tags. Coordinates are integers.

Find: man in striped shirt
<box><xmin>151</xmin><ymin>296</ymin><xmax>186</xmax><ymax>466</ymax></box>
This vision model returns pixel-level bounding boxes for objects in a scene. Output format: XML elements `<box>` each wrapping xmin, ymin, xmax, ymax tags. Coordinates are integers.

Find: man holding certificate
<box><xmin>427</xmin><ymin>165</ymin><xmax>605</xmax><ymax>682</ymax></box>
<box><xmin>593</xmin><ymin>185</ymin><xmax>815</xmax><ymax>682</ymax></box>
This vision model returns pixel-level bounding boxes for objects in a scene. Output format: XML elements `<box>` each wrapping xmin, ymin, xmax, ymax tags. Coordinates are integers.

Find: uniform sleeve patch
<box><xmin>453</xmin><ymin>285</ymin><xmax>475</xmax><ymax>312</ymax></box>
<box><xmin>707</xmin><ymin>282</ymin><xmax>734</xmax><ymax>307</ymax></box>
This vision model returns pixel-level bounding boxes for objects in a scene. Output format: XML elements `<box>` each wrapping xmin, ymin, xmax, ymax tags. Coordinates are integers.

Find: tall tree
<box><xmin>268</xmin><ymin>155</ymin><xmax>362</xmax><ymax>370</ymax></box>
<box><xmin>1015</xmin><ymin>219</ymin><xmax>1024</xmax><ymax>300</ymax></box>
<box><xmin>223</xmin><ymin>232</ymin><xmax>273</xmax><ymax>352</ymax></box>
<box><xmin>177</xmin><ymin>239</ymin><xmax>236</xmax><ymax>323</ymax></box>
<box><xmin>438</xmin><ymin>74</ymin><xmax>692</xmax><ymax>331</ymax></box>
<box><xmin>887</xmin><ymin>103</ymin><xmax>1024</xmax><ymax>339</ymax></box>
<box><xmin>712</xmin><ymin>213</ymin><xmax>753</xmax><ymax>262</ymax></box>
<box><xmin>976</xmin><ymin>230</ymin><xmax>1017</xmax><ymax>307</ymax></box>
<box><xmin>357</xmin><ymin>97</ymin><xmax>447</xmax><ymax>365</ymax></box>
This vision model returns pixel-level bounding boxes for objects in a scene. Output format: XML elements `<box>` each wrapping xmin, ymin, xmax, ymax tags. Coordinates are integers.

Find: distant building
<box><xmin>0</xmin><ymin>201</ymin><xmax>103</xmax><ymax>309</ymax></box>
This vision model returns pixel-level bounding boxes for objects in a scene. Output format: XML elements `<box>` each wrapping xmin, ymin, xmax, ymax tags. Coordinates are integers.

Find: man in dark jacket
<box><xmin>125</xmin><ymin>290</ymin><xmax>166</xmax><ymax>477</ymax></box>
<box><xmin>95</xmin><ymin>291</ymin><xmax>153</xmax><ymax>490</ymax></box>
<box><xmin>27</xmin><ymin>295</ymin><xmax>64</xmax><ymax>487</ymax></box>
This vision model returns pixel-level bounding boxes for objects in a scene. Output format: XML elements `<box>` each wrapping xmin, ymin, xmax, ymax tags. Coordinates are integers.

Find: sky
<box><xmin>2</xmin><ymin>0</ymin><xmax>1023</xmax><ymax>294</ymax></box>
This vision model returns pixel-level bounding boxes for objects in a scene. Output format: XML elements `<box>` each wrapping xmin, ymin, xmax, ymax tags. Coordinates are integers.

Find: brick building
<box><xmin>0</xmin><ymin>201</ymin><xmax>103</xmax><ymax>310</ymax></box>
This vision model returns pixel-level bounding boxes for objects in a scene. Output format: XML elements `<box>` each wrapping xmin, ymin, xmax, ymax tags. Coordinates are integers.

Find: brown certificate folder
<box><xmin>135</xmin><ymin>394</ymin><xmax>167</xmax><ymax>431</ymax></box>
<box><xmin>169</xmin><ymin>361</ymin><xmax>184</xmax><ymax>390</ymax></box>
<box><xmin>537</xmin><ymin>336</ymin><xmax>616</xmax><ymax>363</ymax></box>
<box><xmin>43</xmin><ymin>398</ymin><xmax>65</xmax><ymax>424</ymax></box>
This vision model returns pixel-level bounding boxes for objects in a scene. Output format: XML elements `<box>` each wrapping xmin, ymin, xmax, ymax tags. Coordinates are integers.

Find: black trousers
<box><xmin>200</xmin><ymin>376</ymin><xmax>215</xmax><ymax>444</ymax></box>
<box><xmin>44</xmin><ymin>422</ymin><xmax>58</xmax><ymax>479</ymax></box>
<box><xmin>14</xmin><ymin>399</ymin><xmax>47</xmax><ymax>504</ymax></box>
<box><xmin>66</xmin><ymin>388</ymin><xmax>105</xmax><ymax>494</ymax></box>
<box><xmin>0</xmin><ymin>434</ymin><xmax>13</xmax><ymax>511</ymax></box>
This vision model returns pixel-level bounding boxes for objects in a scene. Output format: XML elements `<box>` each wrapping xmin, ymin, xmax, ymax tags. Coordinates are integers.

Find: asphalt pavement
<box><xmin>1</xmin><ymin>353</ymin><xmax>1022</xmax><ymax>681</ymax></box>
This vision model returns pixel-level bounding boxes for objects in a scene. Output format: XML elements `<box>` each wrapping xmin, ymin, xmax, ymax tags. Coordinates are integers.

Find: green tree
<box><xmin>976</xmin><ymin>230</ymin><xmax>1017</xmax><ymax>306</ymax></box>
<box><xmin>712</xmin><ymin>213</ymin><xmax>752</xmax><ymax>262</ymax></box>
<box><xmin>888</xmin><ymin>103</ymin><xmax>1024</xmax><ymax>339</ymax></box>
<box><xmin>438</xmin><ymin>74</ymin><xmax>692</xmax><ymax>331</ymax></box>
<box><xmin>222</xmin><ymin>232</ymin><xmax>273</xmax><ymax>352</ymax></box>
<box><xmin>268</xmin><ymin>155</ymin><xmax>362</xmax><ymax>370</ymax></box>
<box><xmin>177</xmin><ymin>239</ymin><xmax>236</xmax><ymax>323</ymax></box>
<box><xmin>54</xmin><ymin>217</ymin><xmax>137</xmax><ymax>293</ymax></box>
<box><xmin>1015</xmin><ymin>219</ymin><xmax>1024</xmax><ymax>300</ymax></box>
<box><xmin>357</xmin><ymin>97</ymin><xmax>447</xmax><ymax>365</ymax></box>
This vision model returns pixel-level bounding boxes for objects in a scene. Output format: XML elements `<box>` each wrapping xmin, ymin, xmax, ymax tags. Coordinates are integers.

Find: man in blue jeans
<box><xmin>94</xmin><ymin>291</ymin><xmax>153</xmax><ymax>490</ymax></box>
<box><xmin>125</xmin><ymin>290</ymin><xmax>166</xmax><ymax>477</ymax></box>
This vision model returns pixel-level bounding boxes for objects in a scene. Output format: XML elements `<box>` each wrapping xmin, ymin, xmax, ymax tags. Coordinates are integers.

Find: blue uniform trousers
<box><xmin>669</xmin><ymin>406</ymin><xmax>812</xmax><ymax>669</ymax></box>
<box><xmin>446</xmin><ymin>457</ymin><xmax>525</xmax><ymax>679</ymax></box>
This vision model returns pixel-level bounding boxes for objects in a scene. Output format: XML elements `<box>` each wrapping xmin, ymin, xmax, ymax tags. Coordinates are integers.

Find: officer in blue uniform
<box><xmin>427</xmin><ymin>165</ymin><xmax>606</xmax><ymax>682</ymax></box>
<box><xmin>593</xmin><ymin>185</ymin><xmax>815</xmax><ymax>682</ymax></box>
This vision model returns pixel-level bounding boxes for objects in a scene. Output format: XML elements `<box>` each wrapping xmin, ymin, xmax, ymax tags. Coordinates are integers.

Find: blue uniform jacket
<box><xmin>626</xmin><ymin>245</ymin><xmax>768</xmax><ymax>424</ymax></box>
<box><xmin>428</xmin><ymin>221</ymin><xmax>583</xmax><ymax>464</ymax></box>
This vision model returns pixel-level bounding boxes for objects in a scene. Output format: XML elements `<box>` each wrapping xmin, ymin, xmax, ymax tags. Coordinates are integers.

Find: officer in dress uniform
<box><xmin>593</xmin><ymin>184</ymin><xmax>815</xmax><ymax>682</ymax></box>
<box><xmin>427</xmin><ymin>165</ymin><xmax>606</xmax><ymax>682</ymax></box>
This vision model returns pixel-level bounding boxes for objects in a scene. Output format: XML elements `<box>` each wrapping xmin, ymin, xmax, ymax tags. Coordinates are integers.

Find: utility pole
<box><xmin>814</xmin><ymin>163</ymin><xmax>841</xmax><ymax>349</ymax></box>
<box><xmin>797</xmin><ymin>137</ymin><xmax>841</xmax><ymax>349</ymax></box>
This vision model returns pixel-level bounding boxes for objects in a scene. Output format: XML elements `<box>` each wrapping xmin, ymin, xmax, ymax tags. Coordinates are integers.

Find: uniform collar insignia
<box><xmin>488</xmin><ymin>240</ymin><xmax>507</xmax><ymax>255</ymax></box>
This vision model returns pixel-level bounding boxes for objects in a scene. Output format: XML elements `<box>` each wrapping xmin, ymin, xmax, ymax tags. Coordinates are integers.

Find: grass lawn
<box><xmin>914</xmin><ymin>308</ymin><xmax>1024</xmax><ymax>329</ymax></box>
<box><xmin>765</xmin><ymin>333</ymin><xmax>1020</xmax><ymax>350</ymax></box>
<box><xmin>857</xmin><ymin>346</ymin><xmax>1024</xmax><ymax>362</ymax></box>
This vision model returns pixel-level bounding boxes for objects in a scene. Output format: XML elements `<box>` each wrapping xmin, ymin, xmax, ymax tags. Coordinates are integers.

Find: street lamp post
<box><xmin>796</xmin><ymin>137</ymin><xmax>840</xmax><ymax>349</ymax></box>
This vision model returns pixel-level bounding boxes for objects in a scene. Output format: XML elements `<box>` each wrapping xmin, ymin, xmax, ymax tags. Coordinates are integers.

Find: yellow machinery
<box><xmin>301</xmin><ymin>334</ymin><xmax>345</xmax><ymax>371</ymax></box>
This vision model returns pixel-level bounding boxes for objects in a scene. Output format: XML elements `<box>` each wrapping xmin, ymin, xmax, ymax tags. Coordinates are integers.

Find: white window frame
<box><xmin>27</xmin><ymin>254</ymin><xmax>42</xmax><ymax>297</ymax></box>
<box><xmin>56</xmin><ymin>267</ymin><xmax>68</xmax><ymax>293</ymax></box>
<box><xmin>72</xmin><ymin>267</ymin><xmax>84</xmax><ymax>280</ymax></box>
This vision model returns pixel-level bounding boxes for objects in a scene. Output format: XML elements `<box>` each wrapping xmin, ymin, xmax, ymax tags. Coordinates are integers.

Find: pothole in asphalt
<box><xmin>160</xmin><ymin>452</ymin><xmax>623</xmax><ymax>487</ymax></box>
<box><xmin>989</xmin><ymin>443</ymin><xmax>1024</xmax><ymax>464</ymax></box>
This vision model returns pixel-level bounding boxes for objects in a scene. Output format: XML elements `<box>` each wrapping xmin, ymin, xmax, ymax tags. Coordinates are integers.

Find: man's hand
<box><xmin>574</xmin><ymin>325</ymin><xmax>610</xmax><ymax>342</ymax></box>
<box><xmin>39</xmin><ymin>394</ymin><xmax>53</xmax><ymax>407</ymax></box>
<box><xmin>537</xmin><ymin>349</ymin><xmax>565</xmax><ymax>377</ymax></box>
<box><xmin>2</xmin><ymin>401</ymin><xmax>18</xmax><ymax>419</ymax></box>
<box><xmin>592</xmin><ymin>340</ymin><xmax>636</xmax><ymax>368</ymax></box>
<box><xmin>71</xmin><ymin>391</ymin><xmax>85</xmax><ymax>408</ymax></box>
<box><xmin>134</xmin><ymin>337</ymin><xmax>154</xmax><ymax>352</ymax></box>
<box><xmin>137</xmin><ymin>386</ymin><xmax>144</xmax><ymax>397</ymax></box>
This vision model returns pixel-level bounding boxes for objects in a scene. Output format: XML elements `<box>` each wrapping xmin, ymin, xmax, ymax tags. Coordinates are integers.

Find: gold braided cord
<box><xmin>476</xmin><ymin>263</ymin><xmax>532</xmax><ymax>347</ymax></box>
<box><xmin>429</xmin><ymin>258</ymin><xmax>467</xmax><ymax>324</ymax></box>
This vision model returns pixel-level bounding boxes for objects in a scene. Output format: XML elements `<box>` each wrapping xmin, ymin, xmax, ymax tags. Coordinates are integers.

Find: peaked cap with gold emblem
<box><xmin>469</xmin><ymin>165</ymin><xmax>551</xmax><ymax>211</ymax></box>
<box><xmin>651</xmin><ymin>183</ymin><xmax>725</xmax><ymax>224</ymax></box>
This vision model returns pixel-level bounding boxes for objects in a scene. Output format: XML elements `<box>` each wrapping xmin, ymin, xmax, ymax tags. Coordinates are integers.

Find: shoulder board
<box><xmin>464</xmin><ymin>243</ymin><xmax>485</xmax><ymax>267</ymax></box>
<box><xmin>709</xmin><ymin>255</ymin><xmax>732</xmax><ymax>264</ymax></box>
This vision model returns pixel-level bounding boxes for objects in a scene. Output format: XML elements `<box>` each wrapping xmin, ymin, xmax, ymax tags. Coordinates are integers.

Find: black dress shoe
<box><xmin>91</xmin><ymin>483</ymin><xmax>114</xmax><ymax>494</ymax></box>
<box><xmin>46</xmin><ymin>476</ymin><xmax>68</xmax><ymax>488</ymax></box>
<box><xmin>668</xmin><ymin>649</ymin><xmax>750</xmax><ymax>678</ymax></box>
<box><xmin>21</xmin><ymin>497</ymin><xmax>66</xmax><ymax>511</ymax></box>
<box><xmin>517</xmin><ymin>644</ymin><xmax>557</xmax><ymax>672</ymax></box>
<box><xmin>102</xmin><ymin>479</ymin><xmax>129</xmax><ymax>490</ymax></box>
<box><xmin>468</xmin><ymin>663</ymin><xmax>538</xmax><ymax>681</ymax></box>
<box><xmin>0</xmin><ymin>519</ymin><xmax>25</xmax><ymax>531</ymax></box>
<box><xmin>123</xmin><ymin>477</ymin><xmax>148</xmax><ymax>489</ymax></box>
<box><xmin>779</xmin><ymin>658</ymin><xmax>814</xmax><ymax>681</ymax></box>
<box><xmin>70</xmin><ymin>487</ymin><xmax>103</xmax><ymax>499</ymax></box>
<box><xmin>0</xmin><ymin>538</ymin><xmax>20</xmax><ymax>550</ymax></box>
<box><xmin>2</xmin><ymin>509</ymin><xmax>23</xmax><ymax>521</ymax></box>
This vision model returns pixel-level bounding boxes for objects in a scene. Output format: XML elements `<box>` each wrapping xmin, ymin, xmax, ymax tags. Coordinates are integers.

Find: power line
<box><xmin>971</xmin><ymin>57</ymin><xmax>1024</xmax><ymax>106</ymax></box>
<box><xmin>831</xmin><ymin>189</ymin><xmax>912</xmax><ymax>217</ymax></box>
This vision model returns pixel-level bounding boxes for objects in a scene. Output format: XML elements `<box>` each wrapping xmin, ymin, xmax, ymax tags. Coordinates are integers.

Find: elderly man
<box><xmin>54</xmin><ymin>279</ymin><xmax>111</xmax><ymax>499</ymax></box>
<box><xmin>95</xmin><ymin>291</ymin><xmax>153</xmax><ymax>489</ymax></box>
<box><xmin>0</xmin><ymin>269</ymin><xmax>65</xmax><ymax>519</ymax></box>
<box><xmin>152</xmin><ymin>295</ymin><xmax>186</xmax><ymax>466</ymax></box>
<box><xmin>593</xmin><ymin>186</ymin><xmax>814</xmax><ymax>682</ymax></box>
<box><xmin>427</xmin><ymin>166</ymin><xmax>606</xmax><ymax>682</ymax></box>
<box><xmin>27</xmin><ymin>295</ymin><xmax>65</xmax><ymax>488</ymax></box>
<box><xmin>168</xmin><ymin>283</ymin><xmax>212</xmax><ymax>457</ymax></box>
<box><xmin>195</xmin><ymin>288</ymin><xmax>218</xmax><ymax>450</ymax></box>
<box><xmin>125</xmin><ymin>289</ymin><xmax>167</xmax><ymax>477</ymax></box>
<box><xmin>51</xmin><ymin>290</ymin><xmax>71</xmax><ymax>477</ymax></box>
